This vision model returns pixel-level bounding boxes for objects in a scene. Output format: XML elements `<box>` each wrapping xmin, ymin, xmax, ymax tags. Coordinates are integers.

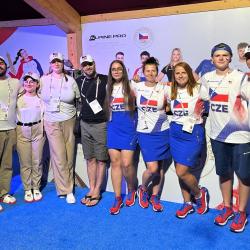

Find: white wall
<box><xmin>82</xmin><ymin>7</ymin><xmax>250</xmax><ymax>80</ymax></box>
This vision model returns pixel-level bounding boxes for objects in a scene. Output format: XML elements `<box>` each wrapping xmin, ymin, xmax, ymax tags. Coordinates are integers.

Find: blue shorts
<box><xmin>211</xmin><ymin>139</ymin><xmax>250</xmax><ymax>180</ymax></box>
<box><xmin>137</xmin><ymin>129</ymin><xmax>171</xmax><ymax>162</ymax></box>
<box><xmin>169</xmin><ymin>122</ymin><xmax>205</xmax><ymax>167</ymax></box>
<box><xmin>107</xmin><ymin>111</ymin><xmax>137</xmax><ymax>150</ymax></box>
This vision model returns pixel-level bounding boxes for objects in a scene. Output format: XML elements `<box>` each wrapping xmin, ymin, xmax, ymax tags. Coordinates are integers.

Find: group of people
<box><xmin>0</xmin><ymin>42</ymin><xmax>250</xmax><ymax>233</ymax></box>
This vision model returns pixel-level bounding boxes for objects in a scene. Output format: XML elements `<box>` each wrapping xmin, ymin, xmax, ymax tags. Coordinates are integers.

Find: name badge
<box><xmin>182</xmin><ymin>116</ymin><xmax>196</xmax><ymax>133</ymax></box>
<box><xmin>47</xmin><ymin>98</ymin><xmax>60</xmax><ymax>112</ymax></box>
<box><xmin>89</xmin><ymin>99</ymin><xmax>102</xmax><ymax>114</ymax></box>
<box><xmin>0</xmin><ymin>104</ymin><xmax>8</xmax><ymax>121</ymax></box>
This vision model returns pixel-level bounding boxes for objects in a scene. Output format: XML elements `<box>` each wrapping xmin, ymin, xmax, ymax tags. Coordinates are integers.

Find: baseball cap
<box><xmin>80</xmin><ymin>55</ymin><xmax>94</xmax><ymax>65</ymax></box>
<box><xmin>211</xmin><ymin>43</ymin><xmax>233</xmax><ymax>57</ymax></box>
<box><xmin>244</xmin><ymin>45</ymin><xmax>250</xmax><ymax>59</ymax></box>
<box><xmin>23</xmin><ymin>72</ymin><xmax>40</xmax><ymax>82</ymax></box>
<box><xmin>49</xmin><ymin>52</ymin><xmax>64</xmax><ymax>62</ymax></box>
<box><xmin>0</xmin><ymin>56</ymin><xmax>7</xmax><ymax>65</ymax></box>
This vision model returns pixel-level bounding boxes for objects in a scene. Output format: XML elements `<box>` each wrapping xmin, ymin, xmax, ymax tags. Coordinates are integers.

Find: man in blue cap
<box><xmin>200</xmin><ymin>43</ymin><xmax>250</xmax><ymax>233</ymax></box>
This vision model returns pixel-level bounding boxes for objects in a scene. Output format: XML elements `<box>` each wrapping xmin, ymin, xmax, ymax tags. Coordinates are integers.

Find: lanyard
<box><xmin>49</xmin><ymin>75</ymin><xmax>63</xmax><ymax>100</ymax></box>
<box><xmin>81</xmin><ymin>77</ymin><xmax>100</xmax><ymax>104</ymax></box>
<box><xmin>209</xmin><ymin>72</ymin><xmax>230</xmax><ymax>99</ymax></box>
<box><xmin>142</xmin><ymin>83</ymin><xmax>158</xmax><ymax>115</ymax></box>
<box><xmin>177</xmin><ymin>91</ymin><xmax>188</xmax><ymax>113</ymax></box>
<box><xmin>110</xmin><ymin>85</ymin><xmax>121</xmax><ymax>107</ymax></box>
<box><xmin>1</xmin><ymin>79</ymin><xmax>11</xmax><ymax>110</ymax></box>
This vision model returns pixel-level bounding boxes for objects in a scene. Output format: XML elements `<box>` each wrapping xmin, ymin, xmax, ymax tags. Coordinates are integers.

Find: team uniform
<box><xmin>132</xmin><ymin>81</ymin><xmax>170</xmax><ymax>162</ymax></box>
<box><xmin>167</xmin><ymin>85</ymin><xmax>205</xmax><ymax>167</ymax></box>
<box><xmin>40</xmin><ymin>74</ymin><xmax>80</xmax><ymax>196</ymax></box>
<box><xmin>107</xmin><ymin>83</ymin><xmax>137</xmax><ymax>150</ymax></box>
<box><xmin>200</xmin><ymin>70</ymin><xmax>250</xmax><ymax>179</ymax></box>
<box><xmin>16</xmin><ymin>94</ymin><xmax>45</xmax><ymax>192</ymax></box>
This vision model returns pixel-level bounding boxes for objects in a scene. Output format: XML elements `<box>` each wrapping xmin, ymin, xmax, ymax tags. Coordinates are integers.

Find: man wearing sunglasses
<box><xmin>76</xmin><ymin>55</ymin><xmax>108</xmax><ymax>207</ymax></box>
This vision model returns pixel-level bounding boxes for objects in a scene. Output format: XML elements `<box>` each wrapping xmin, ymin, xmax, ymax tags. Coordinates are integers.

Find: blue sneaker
<box><xmin>126</xmin><ymin>190</ymin><xmax>136</xmax><ymax>207</ymax></box>
<box><xmin>196</xmin><ymin>187</ymin><xmax>209</xmax><ymax>214</ymax></box>
<box><xmin>149</xmin><ymin>195</ymin><xmax>163</xmax><ymax>212</ymax></box>
<box><xmin>110</xmin><ymin>197</ymin><xmax>123</xmax><ymax>215</ymax></box>
<box><xmin>137</xmin><ymin>185</ymin><xmax>149</xmax><ymax>208</ymax></box>
<box><xmin>176</xmin><ymin>202</ymin><xmax>194</xmax><ymax>219</ymax></box>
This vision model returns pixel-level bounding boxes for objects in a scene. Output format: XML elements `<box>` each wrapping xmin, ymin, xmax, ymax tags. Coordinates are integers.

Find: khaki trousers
<box><xmin>0</xmin><ymin>129</ymin><xmax>16</xmax><ymax>197</ymax></box>
<box><xmin>44</xmin><ymin>117</ymin><xmax>75</xmax><ymax>195</ymax></box>
<box><xmin>16</xmin><ymin>123</ymin><xmax>45</xmax><ymax>191</ymax></box>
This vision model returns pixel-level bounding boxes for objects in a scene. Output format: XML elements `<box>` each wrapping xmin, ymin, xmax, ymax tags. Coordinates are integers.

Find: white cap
<box><xmin>49</xmin><ymin>52</ymin><xmax>64</xmax><ymax>62</ymax></box>
<box><xmin>23</xmin><ymin>72</ymin><xmax>40</xmax><ymax>81</ymax></box>
<box><xmin>0</xmin><ymin>56</ymin><xmax>7</xmax><ymax>64</ymax></box>
<box><xmin>244</xmin><ymin>45</ymin><xmax>250</xmax><ymax>57</ymax></box>
<box><xmin>80</xmin><ymin>54</ymin><xmax>94</xmax><ymax>65</ymax></box>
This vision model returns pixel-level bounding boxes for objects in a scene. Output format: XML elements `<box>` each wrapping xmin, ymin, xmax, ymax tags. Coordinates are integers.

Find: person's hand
<box><xmin>133</xmin><ymin>74</ymin><xmax>140</xmax><ymax>82</ymax></box>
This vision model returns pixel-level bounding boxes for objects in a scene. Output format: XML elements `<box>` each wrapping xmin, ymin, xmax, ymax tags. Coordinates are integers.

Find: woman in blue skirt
<box><xmin>132</xmin><ymin>57</ymin><xmax>170</xmax><ymax>212</ymax></box>
<box><xmin>105</xmin><ymin>60</ymin><xmax>137</xmax><ymax>215</ymax></box>
<box><xmin>168</xmin><ymin>62</ymin><xmax>209</xmax><ymax>218</ymax></box>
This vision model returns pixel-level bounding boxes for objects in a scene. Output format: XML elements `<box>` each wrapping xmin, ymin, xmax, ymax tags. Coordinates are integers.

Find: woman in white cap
<box><xmin>16</xmin><ymin>72</ymin><xmax>45</xmax><ymax>202</ymax></box>
<box><xmin>40</xmin><ymin>52</ymin><xmax>80</xmax><ymax>204</ymax></box>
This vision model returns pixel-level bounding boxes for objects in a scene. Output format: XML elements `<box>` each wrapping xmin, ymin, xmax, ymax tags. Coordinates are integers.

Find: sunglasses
<box><xmin>82</xmin><ymin>62</ymin><xmax>94</xmax><ymax>67</ymax></box>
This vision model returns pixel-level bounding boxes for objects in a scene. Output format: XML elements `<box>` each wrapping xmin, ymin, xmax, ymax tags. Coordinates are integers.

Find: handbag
<box><xmin>74</xmin><ymin>113</ymin><xmax>82</xmax><ymax>138</ymax></box>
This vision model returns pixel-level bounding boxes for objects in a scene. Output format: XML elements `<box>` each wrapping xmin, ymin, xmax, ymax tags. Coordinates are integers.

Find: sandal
<box><xmin>80</xmin><ymin>195</ymin><xmax>92</xmax><ymax>205</ymax></box>
<box><xmin>86</xmin><ymin>195</ymin><xmax>102</xmax><ymax>207</ymax></box>
<box><xmin>0</xmin><ymin>194</ymin><xmax>16</xmax><ymax>204</ymax></box>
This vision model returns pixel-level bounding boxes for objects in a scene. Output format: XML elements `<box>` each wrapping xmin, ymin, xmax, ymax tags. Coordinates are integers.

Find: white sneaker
<box><xmin>0</xmin><ymin>204</ymin><xmax>3</xmax><ymax>212</ymax></box>
<box><xmin>24</xmin><ymin>190</ymin><xmax>34</xmax><ymax>203</ymax></box>
<box><xmin>66</xmin><ymin>193</ymin><xmax>76</xmax><ymax>204</ymax></box>
<box><xmin>33</xmin><ymin>189</ymin><xmax>43</xmax><ymax>201</ymax></box>
<box><xmin>0</xmin><ymin>194</ymin><xmax>16</xmax><ymax>204</ymax></box>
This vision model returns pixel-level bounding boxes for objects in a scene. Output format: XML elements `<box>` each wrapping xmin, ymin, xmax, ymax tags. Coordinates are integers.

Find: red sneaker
<box><xmin>149</xmin><ymin>195</ymin><xmax>163</xmax><ymax>212</ymax></box>
<box><xmin>196</xmin><ymin>187</ymin><xmax>209</xmax><ymax>214</ymax></box>
<box><xmin>176</xmin><ymin>202</ymin><xmax>194</xmax><ymax>219</ymax></box>
<box><xmin>137</xmin><ymin>186</ymin><xmax>149</xmax><ymax>209</ymax></box>
<box><xmin>214</xmin><ymin>206</ymin><xmax>234</xmax><ymax>226</ymax></box>
<box><xmin>125</xmin><ymin>190</ymin><xmax>137</xmax><ymax>207</ymax></box>
<box><xmin>230</xmin><ymin>211</ymin><xmax>248</xmax><ymax>233</ymax></box>
<box><xmin>110</xmin><ymin>197</ymin><xmax>123</xmax><ymax>215</ymax></box>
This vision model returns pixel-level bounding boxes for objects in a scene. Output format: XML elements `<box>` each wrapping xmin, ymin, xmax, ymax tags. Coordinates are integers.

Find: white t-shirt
<box><xmin>110</xmin><ymin>83</ymin><xmax>131</xmax><ymax>112</ymax></box>
<box><xmin>40</xmin><ymin>74</ymin><xmax>80</xmax><ymax>122</ymax></box>
<box><xmin>132</xmin><ymin>81</ymin><xmax>169</xmax><ymax>133</ymax></box>
<box><xmin>200</xmin><ymin>69</ymin><xmax>250</xmax><ymax>143</ymax></box>
<box><xmin>167</xmin><ymin>85</ymin><xmax>203</xmax><ymax>125</ymax></box>
<box><xmin>17</xmin><ymin>95</ymin><xmax>43</xmax><ymax>123</ymax></box>
<box><xmin>0</xmin><ymin>77</ymin><xmax>21</xmax><ymax>130</ymax></box>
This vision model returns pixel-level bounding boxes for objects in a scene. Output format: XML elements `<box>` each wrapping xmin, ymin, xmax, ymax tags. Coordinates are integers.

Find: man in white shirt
<box><xmin>0</xmin><ymin>56</ymin><xmax>21</xmax><ymax>211</ymax></box>
<box><xmin>200</xmin><ymin>43</ymin><xmax>250</xmax><ymax>233</ymax></box>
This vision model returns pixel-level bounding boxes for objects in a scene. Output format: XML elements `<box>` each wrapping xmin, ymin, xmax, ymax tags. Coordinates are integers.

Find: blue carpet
<box><xmin>1</xmin><ymin>179</ymin><xmax>250</xmax><ymax>250</ymax></box>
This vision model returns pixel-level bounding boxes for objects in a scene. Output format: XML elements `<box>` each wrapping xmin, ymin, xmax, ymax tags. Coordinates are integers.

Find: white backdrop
<box><xmin>82</xmin><ymin>7</ymin><xmax>250</xmax><ymax>80</ymax></box>
<box><xmin>79</xmin><ymin>7</ymin><xmax>250</xmax><ymax>210</ymax></box>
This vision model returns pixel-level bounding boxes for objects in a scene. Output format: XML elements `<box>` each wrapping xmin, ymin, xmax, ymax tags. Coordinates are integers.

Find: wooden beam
<box><xmin>67</xmin><ymin>31</ymin><xmax>82</xmax><ymax>69</ymax></box>
<box><xmin>0</xmin><ymin>18</ymin><xmax>55</xmax><ymax>28</ymax></box>
<box><xmin>24</xmin><ymin>0</ymin><xmax>81</xmax><ymax>33</ymax></box>
<box><xmin>81</xmin><ymin>0</ymin><xmax>250</xmax><ymax>23</ymax></box>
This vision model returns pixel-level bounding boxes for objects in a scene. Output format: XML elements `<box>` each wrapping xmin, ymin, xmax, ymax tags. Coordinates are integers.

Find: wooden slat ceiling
<box><xmin>1</xmin><ymin>0</ymin><xmax>215</xmax><ymax>22</ymax></box>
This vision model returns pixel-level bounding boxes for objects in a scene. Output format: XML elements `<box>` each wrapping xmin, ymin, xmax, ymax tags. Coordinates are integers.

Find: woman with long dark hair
<box><xmin>105</xmin><ymin>60</ymin><xmax>137</xmax><ymax>215</ymax></box>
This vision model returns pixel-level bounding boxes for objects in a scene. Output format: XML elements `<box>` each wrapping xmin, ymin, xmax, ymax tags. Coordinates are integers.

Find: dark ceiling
<box><xmin>1</xmin><ymin>0</ymin><xmax>215</xmax><ymax>22</ymax></box>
